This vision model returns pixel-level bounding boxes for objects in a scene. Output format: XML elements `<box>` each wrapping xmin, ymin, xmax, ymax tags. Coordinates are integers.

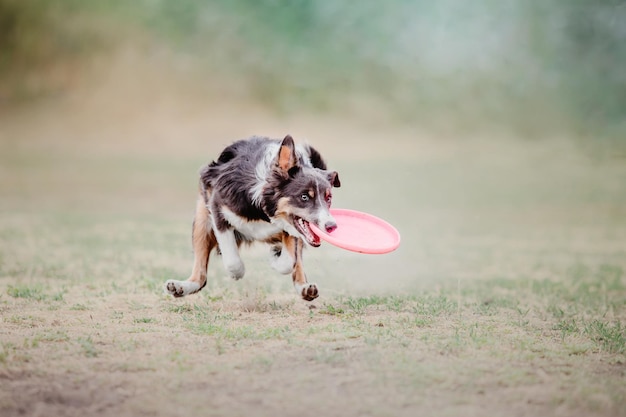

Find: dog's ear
<box><xmin>328</xmin><ymin>171</ymin><xmax>341</xmax><ymax>188</ymax></box>
<box><xmin>307</xmin><ymin>145</ymin><xmax>327</xmax><ymax>170</ymax></box>
<box><xmin>276</xmin><ymin>135</ymin><xmax>299</xmax><ymax>174</ymax></box>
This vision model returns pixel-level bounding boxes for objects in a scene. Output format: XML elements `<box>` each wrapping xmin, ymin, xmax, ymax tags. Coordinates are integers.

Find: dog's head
<box><xmin>262</xmin><ymin>135</ymin><xmax>341</xmax><ymax>247</ymax></box>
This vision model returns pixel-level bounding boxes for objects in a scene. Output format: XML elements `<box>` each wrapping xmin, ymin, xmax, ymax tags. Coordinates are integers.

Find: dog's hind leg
<box><xmin>164</xmin><ymin>195</ymin><xmax>216</xmax><ymax>297</ymax></box>
<box><xmin>283</xmin><ymin>235</ymin><xmax>318</xmax><ymax>301</ymax></box>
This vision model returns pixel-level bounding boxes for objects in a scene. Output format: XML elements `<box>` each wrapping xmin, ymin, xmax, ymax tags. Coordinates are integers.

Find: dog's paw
<box><xmin>295</xmin><ymin>283</ymin><xmax>319</xmax><ymax>301</ymax></box>
<box><xmin>164</xmin><ymin>280</ymin><xmax>200</xmax><ymax>297</ymax></box>
<box><xmin>225</xmin><ymin>259</ymin><xmax>245</xmax><ymax>280</ymax></box>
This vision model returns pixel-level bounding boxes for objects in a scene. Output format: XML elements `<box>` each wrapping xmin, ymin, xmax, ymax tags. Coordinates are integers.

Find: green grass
<box><xmin>133</xmin><ymin>317</ymin><xmax>157</xmax><ymax>324</ymax></box>
<box><xmin>584</xmin><ymin>320</ymin><xmax>626</xmax><ymax>354</ymax></box>
<box><xmin>77</xmin><ymin>336</ymin><xmax>99</xmax><ymax>358</ymax></box>
<box><xmin>6</xmin><ymin>284</ymin><xmax>47</xmax><ymax>300</ymax></box>
<box><xmin>166</xmin><ymin>280</ymin><xmax>625</xmax><ymax>358</ymax></box>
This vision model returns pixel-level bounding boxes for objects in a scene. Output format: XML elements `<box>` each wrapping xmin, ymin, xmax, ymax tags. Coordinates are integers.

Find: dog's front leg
<box><xmin>211</xmin><ymin>217</ymin><xmax>245</xmax><ymax>280</ymax></box>
<box><xmin>283</xmin><ymin>235</ymin><xmax>318</xmax><ymax>301</ymax></box>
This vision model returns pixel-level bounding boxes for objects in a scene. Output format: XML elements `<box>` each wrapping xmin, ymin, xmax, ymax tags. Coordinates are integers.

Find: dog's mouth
<box><xmin>293</xmin><ymin>216</ymin><xmax>321</xmax><ymax>247</ymax></box>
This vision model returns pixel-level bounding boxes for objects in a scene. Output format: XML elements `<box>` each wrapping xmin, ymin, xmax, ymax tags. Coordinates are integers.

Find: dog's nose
<box><xmin>325</xmin><ymin>221</ymin><xmax>337</xmax><ymax>233</ymax></box>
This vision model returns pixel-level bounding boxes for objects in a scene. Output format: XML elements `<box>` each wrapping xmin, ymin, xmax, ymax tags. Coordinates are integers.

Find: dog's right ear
<box><xmin>328</xmin><ymin>171</ymin><xmax>341</xmax><ymax>188</ymax></box>
<box><xmin>275</xmin><ymin>135</ymin><xmax>299</xmax><ymax>175</ymax></box>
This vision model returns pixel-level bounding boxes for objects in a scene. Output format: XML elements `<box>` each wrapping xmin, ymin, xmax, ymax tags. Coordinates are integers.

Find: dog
<box><xmin>164</xmin><ymin>135</ymin><xmax>340</xmax><ymax>301</ymax></box>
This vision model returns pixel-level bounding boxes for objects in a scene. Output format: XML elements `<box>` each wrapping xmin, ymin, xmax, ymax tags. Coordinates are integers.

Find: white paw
<box><xmin>294</xmin><ymin>282</ymin><xmax>319</xmax><ymax>301</ymax></box>
<box><xmin>164</xmin><ymin>280</ymin><xmax>201</xmax><ymax>297</ymax></box>
<box><xmin>224</xmin><ymin>259</ymin><xmax>245</xmax><ymax>280</ymax></box>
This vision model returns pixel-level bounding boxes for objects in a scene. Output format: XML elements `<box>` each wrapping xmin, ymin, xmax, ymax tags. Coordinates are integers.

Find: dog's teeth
<box><xmin>295</xmin><ymin>217</ymin><xmax>318</xmax><ymax>245</ymax></box>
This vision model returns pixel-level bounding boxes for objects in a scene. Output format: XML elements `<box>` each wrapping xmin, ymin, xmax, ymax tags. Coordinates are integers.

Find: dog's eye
<box><xmin>301</xmin><ymin>194</ymin><xmax>309</xmax><ymax>202</ymax></box>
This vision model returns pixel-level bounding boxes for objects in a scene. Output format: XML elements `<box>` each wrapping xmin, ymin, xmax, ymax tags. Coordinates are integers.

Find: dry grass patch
<box><xmin>1</xmin><ymin>100</ymin><xmax>625</xmax><ymax>416</ymax></box>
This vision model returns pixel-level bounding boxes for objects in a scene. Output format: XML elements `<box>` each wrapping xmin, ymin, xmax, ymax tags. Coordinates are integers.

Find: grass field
<box><xmin>1</xmin><ymin>78</ymin><xmax>625</xmax><ymax>416</ymax></box>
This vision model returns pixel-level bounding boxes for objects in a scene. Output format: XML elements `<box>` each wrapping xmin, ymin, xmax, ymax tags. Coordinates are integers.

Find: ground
<box><xmin>0</xmin><ymin>68</ymin><xmax>625</xmax><ymax>416</ymax></box>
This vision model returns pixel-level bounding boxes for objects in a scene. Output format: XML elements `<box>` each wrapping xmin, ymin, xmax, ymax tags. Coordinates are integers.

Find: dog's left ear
<box><xmin>328</xmin><ymin>171</ymin><xmax>341</xmax><ymax>188</ymax></box>
<box><xmin>276</xmin><ymin>135</ymin><xmax>299</xmax><ymax>174</ymax></box>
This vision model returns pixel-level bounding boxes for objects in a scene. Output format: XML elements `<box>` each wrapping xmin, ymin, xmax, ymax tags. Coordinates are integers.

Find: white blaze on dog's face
<box><xmin>263</xmin><ymin>136</ymin><xmax>341</xmax><ymax>247</ymax></box>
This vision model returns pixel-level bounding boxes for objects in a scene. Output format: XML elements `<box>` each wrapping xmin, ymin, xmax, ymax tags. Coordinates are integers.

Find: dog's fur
<box><xmin>164</xmin><ymin>135</ymin><xmax>340</xmax><ymax>301</ymax></box>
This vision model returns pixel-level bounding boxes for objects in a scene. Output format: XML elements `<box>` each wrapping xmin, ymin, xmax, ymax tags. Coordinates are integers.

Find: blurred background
<box><xmin>1</xmin><ymin>0</ymin><xmax>625</xmax><ymax>294</ymax></box>
<box><xmin>1</xmin><ymin>0</ymin><xmax>626</xmax><ymax>145</ymax></box>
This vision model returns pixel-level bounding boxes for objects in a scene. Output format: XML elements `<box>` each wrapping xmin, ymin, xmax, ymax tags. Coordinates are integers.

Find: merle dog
<box><xmin>164</xmin><ymin>135</ymin><xmax>340</xmax><ymax>301</ymax></box>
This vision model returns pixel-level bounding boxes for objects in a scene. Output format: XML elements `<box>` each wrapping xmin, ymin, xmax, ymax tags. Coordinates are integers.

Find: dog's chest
<box><xmin>221</xmin><ymin>207</ymin><xmax>282</xmax><ymax>240</ymax></box>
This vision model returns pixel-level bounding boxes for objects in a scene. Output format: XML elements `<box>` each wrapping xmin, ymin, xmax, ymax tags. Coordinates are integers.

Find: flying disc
<box><xmin>310</xmin><ymin>208</ymin><xmax>401</xmax><ymax>254</ymax></box>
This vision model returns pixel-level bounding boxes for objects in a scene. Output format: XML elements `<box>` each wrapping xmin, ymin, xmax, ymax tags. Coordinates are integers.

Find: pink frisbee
<box><xmin>310</xmin><ymin>208</ymin><xmax>401</xmax><ymax>254</ymax></box>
